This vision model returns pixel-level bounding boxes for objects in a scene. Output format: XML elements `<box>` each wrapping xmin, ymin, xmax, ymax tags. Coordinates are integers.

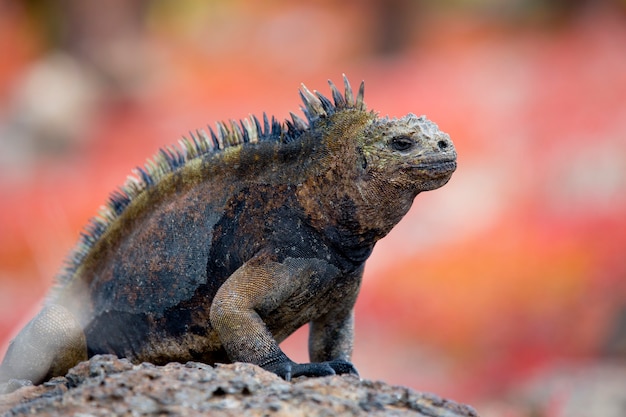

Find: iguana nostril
<box><xmin>437</xmin><ymin>140</ymin><xmax>448</xmax><ymax>150</ymax></box>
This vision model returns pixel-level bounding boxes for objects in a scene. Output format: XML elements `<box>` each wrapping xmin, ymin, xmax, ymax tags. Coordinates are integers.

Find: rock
<box><xmin>0</xmin><ymin>355</ymin><xmax>479</xmax><ymax>416</ymax></box>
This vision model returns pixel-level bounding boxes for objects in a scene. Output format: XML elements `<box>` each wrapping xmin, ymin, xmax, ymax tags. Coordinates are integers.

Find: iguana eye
<box><xmin>390</xmin><ymin>135</ymin><xmax>414</xmax><ymax>152</ymax></box>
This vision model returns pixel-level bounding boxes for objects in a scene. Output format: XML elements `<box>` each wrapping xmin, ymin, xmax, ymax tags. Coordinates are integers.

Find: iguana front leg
<box><xmin>210</xmin><ymin>256</ymin><xmax>357</xmax><ymax>380</ymax></box>
<box><xmin>0</xmin><ymin>304</ymin><xmax>87</xmax><ymax>392</ymax></box>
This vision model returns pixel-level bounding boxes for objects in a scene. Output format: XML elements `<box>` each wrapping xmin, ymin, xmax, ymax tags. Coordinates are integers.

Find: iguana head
<box><xmin>360</xmin><ymin>113</ymin><xmax>457</xmax><ymax>194</ymax></box>
<box><xmin>298</xmin><ymin>76</ymin><xmax>456</xmax><ymax>196</ymax></box>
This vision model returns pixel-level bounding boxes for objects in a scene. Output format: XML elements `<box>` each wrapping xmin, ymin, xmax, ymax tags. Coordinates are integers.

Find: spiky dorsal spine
<box><xmin>57</xmin><ymin>75</ymin><xmax>366</xmax><ymax>284</ymax></box>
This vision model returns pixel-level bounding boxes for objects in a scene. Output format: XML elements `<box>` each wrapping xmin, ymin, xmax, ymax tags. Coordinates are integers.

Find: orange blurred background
<box><xmin>1</xmin><ymin>1</ymin><xmax>625</xmax><ymax>415</ymax></box>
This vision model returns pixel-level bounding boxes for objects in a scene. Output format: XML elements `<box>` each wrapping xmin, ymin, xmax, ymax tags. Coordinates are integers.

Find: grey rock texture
<box><xmin>0</xmin><ymin>355</ymin><xmax>478</xmax><ymax>416</ymax></box>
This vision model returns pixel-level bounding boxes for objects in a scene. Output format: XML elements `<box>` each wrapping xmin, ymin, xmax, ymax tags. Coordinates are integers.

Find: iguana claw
<box><xmin>262</xmin><ymin>359</ymin><xmax>358</xmax><ymax>381</ymax></box>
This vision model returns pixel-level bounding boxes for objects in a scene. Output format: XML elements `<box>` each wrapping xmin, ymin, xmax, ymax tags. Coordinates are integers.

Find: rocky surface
<box><xmin>0</xmin><ymin>355</ymin><xmax>478</xmax><ymax>416</ymax></box>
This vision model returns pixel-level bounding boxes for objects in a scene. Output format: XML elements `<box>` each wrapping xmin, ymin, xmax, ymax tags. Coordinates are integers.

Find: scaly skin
<box><xmin>0</xmin><ymin>76</ymin><xmax>456</xmax><ymax>391</ymax></box>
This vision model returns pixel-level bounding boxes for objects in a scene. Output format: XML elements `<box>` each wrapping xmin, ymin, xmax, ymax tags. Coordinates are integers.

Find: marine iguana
<box><xmin>0</xmin><ymin>76</ymin><xmax>456</xmax><ymax>389</ymax></box>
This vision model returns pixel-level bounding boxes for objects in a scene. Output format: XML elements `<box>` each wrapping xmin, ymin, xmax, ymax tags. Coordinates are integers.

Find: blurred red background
<box><xmin>1</xmin><ymin>1</ymin><xmax>625</xmax><ymax>415</ymax></box>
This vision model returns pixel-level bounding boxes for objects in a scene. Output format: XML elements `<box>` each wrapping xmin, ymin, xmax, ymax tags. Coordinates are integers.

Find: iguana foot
<box><xmin>324</xmin><ymin>359</ymin><xmax>359</xmax><ymax>376</ymax></box>
<box><xmin>262</xmin><ymin>359</ymin><xmax>358</xmax><ymax>381</ymax></box>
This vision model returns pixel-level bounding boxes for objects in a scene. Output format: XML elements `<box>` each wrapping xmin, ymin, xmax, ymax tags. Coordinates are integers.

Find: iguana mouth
<box><xmin>410</xmin><ymin>158</ymin><xmax>457</xmax><ymax>177</ymax></box>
